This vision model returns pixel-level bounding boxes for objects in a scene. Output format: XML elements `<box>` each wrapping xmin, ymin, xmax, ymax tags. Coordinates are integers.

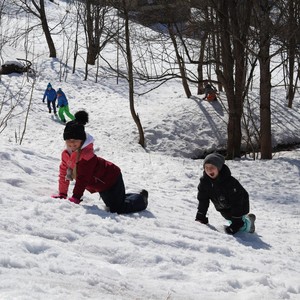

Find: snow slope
<box><xmin>0</xmin><ymin>1</ymin><xmax>300</xmax><ymax>299</ymax></box>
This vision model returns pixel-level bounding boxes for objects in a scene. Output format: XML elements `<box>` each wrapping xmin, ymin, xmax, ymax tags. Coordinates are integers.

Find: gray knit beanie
<box><xmin>203</xmin><ymin>153</ymin><xmax>225</xmax><ymax>171</ymax></box>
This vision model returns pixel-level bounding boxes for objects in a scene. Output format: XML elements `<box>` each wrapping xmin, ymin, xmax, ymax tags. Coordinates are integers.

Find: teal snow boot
<box><xmin>247</xmin><ymin>213</ymin><xmax>256</xmax><ymax>233</ymax></box>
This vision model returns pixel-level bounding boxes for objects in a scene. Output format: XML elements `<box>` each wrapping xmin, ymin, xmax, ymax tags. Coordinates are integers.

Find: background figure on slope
<box><xmin>57</xmin><ymin>88</ymin><xmax>75</xmax><ymax>123</ymax></box>
<box><xmin>202</xmin><ymin>81</ymin><xmax>217</xmax><ymax>102</ymax></box>
<box><xmin>195</xmin><ymin>153</ymin><xmax>256</xmax><ymax>235</ymax></box>
<box><xmin>51</xmin><ymin>110</ymin><xmax>148</xmax><ymax>214</ymax></box>
<box><xmin>43</xmin><ymin>83</ymin><xmax>57</xmax><ymax>114</ymax></box>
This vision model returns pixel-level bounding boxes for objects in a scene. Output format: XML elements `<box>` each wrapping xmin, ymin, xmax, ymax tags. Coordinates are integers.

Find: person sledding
<box><xmin>202</xmin><ymin>81</ymin><xmax>218</xmax><ymax>102</ymax></box>
<box><xmin>195</xmin><ymin>153</ymin><xmax>256</xmax><ymax>234</ymax></box>
<box><xmin>52</xmin><ymin>110</ymin><xmax>148</xmax><ymax>214</ymax></box>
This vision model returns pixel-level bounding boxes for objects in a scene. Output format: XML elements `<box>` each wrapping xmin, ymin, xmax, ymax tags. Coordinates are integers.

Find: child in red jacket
<box><xmin>52</xmin><ymin>111</ymin><xmax>148</xmax><ymax>214</ymax></box>
<box><xmin>202</xmin><ymin>82</ymin><xmax>217</xmax><ymax>102</ymax></box>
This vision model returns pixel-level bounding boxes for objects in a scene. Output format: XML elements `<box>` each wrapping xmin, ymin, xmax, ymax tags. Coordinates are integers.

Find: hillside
<box><xmin>0</xmin><ymin>2</ymin><xmax>300</xmax><ymax>299</ymax></box>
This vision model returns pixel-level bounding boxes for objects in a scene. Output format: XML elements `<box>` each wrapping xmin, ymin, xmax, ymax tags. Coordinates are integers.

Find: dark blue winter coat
<box><xmin>197</xmin><ymin>164</ymin><xmax>249</xmax><ymax>219</ymax></box>
<box><xmin>43</xmin><ymin>88</ymin><xmax>57</xmax><ymax>102</ymax></box>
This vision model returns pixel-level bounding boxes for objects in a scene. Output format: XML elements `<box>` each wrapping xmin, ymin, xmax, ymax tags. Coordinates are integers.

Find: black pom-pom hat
<box><xmin>63</xmin><ymin>111</ymin><xmax>89</xmax><ymax>141</ymax></box>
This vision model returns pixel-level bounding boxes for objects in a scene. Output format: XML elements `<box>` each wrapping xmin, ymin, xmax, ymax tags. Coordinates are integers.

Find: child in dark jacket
<box><xmin>43</xmin><ymin>83</ymin><xmax>57</xmax><ymax>114</ymax></box>
<box><xmin>195</xmin><ymin>153</ymin><xmax>256</xmax><ymax>234</ymax></box>
<box><xmin>51</xmin><ymin>111</ymin><xmax>148</xmax><ymax>214</ymax></box>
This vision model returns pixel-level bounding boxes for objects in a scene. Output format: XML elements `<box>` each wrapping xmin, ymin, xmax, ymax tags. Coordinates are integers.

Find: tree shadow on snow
<box><xmin>209</xmin><ymin>99</ymin><xmax>225</xmax><ymax>116</ymax></box>
<box><xmin>190</xmin><ymin>96</ymin><xmax>225</xmax><ymax>144</ymax></box>
<box><xmin>191</xmin><ymin>95</ymin><xmax>225</xmax><ymax>116</ymax></box>
<box><xmin>82</xmin><ymin>204</ymin><xmax>156</xmax><ymax>219</ymax></box>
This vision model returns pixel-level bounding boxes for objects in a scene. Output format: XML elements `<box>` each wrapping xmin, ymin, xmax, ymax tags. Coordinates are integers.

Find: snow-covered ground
<box><xmin>0</xmin><ymin>1</ymin><xmax>299</xmax><ymax>299</ymax></box>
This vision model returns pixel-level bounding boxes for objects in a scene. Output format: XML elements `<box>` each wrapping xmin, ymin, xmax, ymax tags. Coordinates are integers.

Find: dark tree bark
<box><xmin>215</xmin><ymin>0</ymin><xmax>252</xmax><ymax>158</ymax></box>
<box><xmin>286</xmin><ymin>0</ymin><xmax>299</xmax><ymax>108</ymax></box>
<box><xmin>17</xmin><ymin>0</ymin><xmax>57</xmax><ymax>58</ymax></box>
<box><xmin>253</xmin><ymin>0</ymin><xmax>273</xmax><ymax>159</ymax></box>
<box><xmin>122</xmin><ymin>0</ymin><xmax>145</xmax><ymax>147</ymax></box>
<box><xmin>86</xmin><ymin>0</ymin><xmax>103</xmax><ymax>65</ymax></box>
<box><xmin>168</xmin><ymin>24</ymin><xmax>191</xmax><ymax>98</ymax></box>
<box><xmin>36</xmin><ymin>0</ymin><xmax>56</xmax><ymax>58</ymax></box>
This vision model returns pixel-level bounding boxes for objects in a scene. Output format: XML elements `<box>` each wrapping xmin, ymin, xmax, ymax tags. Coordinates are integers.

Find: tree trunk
<box><xmin>38</xmin><ymin>0</ymin><xmax>56</xmax><ymax>58</ymax></box>
<box><xmin>197</xmin><ymin>6</ymin><xmax>209</xmax><ymax>95</ymax></box>
<box><xmin>82</xmin><ymin>0</ymin><xmax>96</xmax><ymax>78</ymax></box>
<box><xmin>257</xmin><ymin>1</ymin><xmax>272</xmax><ymax>159</ymax></box>
<box><xmin>215</xmin><ymin>0</ymin><xmax>252</xmax><ymax>159</ymax></box>
<box><xmin>197</xmin><ymin>37</ymin><xmax>206</xmax><ymax>95</ymax></box>
<box><xmin>287</xmin><ymin>40</ymin><xmax>295</xmax><ymax>108</ymax></box>
<box><xmin>216</xmin><ymin>1</ymin><xmax>237</xmax><ymax>158</ymax></box>
<box><xmin>123</xmin><ymin>1</ymin><xmax>145</xmax><ymax>147</ymax></box>
<box><xmin>287</xmin><ymin>0</ymin><xmax>297</xmax><ymax>108</ymax></box>
<box><xmin>259</xmin><ymin>54</ymin><xmax>272</xmax><ymax>159</ymax></box>
<box><xmin>86</xmin><ymin>0</ymin><xmax>97</xmax><ymax>65</ymax></box>
<box><xmin>168</xmin><ymin>25</ymin><xmax>191</xmax><ymax>98</ymax></box>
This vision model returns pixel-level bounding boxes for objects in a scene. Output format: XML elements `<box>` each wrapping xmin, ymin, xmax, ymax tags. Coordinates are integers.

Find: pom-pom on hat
<box><xmin>57</xmin><ymin>88</ymin><xmax>63</xmax><ymax>95</ymax></box>
<box><xmin>63</xmin><ymin>111</ymin><xmax>89</xmax><ymax>141</ymax></box>
<box><xmin>47</xmin><ymin>83</ymin><xmax>52</xmax><ymax>88</ymax></box>
<box><xmin>203</xmin><ymin>153</ymin><xmax>225</xmax><ymax>171</ymax></box>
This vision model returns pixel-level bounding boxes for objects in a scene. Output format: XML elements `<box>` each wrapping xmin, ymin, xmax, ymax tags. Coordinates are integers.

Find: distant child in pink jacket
<box><xmin>52</xmin><ymin>111</ymin><xmax>148</xmax><ymax>214</ymax></box>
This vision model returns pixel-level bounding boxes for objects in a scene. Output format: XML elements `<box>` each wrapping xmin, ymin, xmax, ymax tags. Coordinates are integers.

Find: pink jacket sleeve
<box><xmin>58</xmin><ymin>151</ymin><xmax>71</xmax><ymax>195</ymax></box>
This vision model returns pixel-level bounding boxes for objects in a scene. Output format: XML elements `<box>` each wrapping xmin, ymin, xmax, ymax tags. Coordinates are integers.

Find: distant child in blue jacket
<box><xmin>57</xmin><ymin>88</ymin><xmax>75</xmax><ymax>123</ymax></box>
<box><xmin>43</xmin><ymin>83</ymin><xmax>57</xmax><ymax>114</ymax></box>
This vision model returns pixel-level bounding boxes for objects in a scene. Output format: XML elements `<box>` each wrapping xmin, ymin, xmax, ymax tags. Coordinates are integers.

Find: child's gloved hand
<box><xmin>51</xmin><ymin>193</ymin><xmax>67</xmax><ymax>199</ymax></box>
<box><xmin>68</xmin><ymin>197</ymin><xmax>82</xmax><ymax>204</ymax></box>
<box><xmin>195</xmin><ymin>212</ymin><xmax>208</xmax><ymax>224</ymax></box>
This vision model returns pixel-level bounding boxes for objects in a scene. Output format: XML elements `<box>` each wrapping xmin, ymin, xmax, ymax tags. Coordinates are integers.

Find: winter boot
<box><xmin>140</xmin><ymin>189</ymin><xmax>148</xmax><ymax>207</ymax></box>
<box><xmin>247</xmin><ymin>213</ymin><xmax>256</xmax><ymax>233</ymax></box>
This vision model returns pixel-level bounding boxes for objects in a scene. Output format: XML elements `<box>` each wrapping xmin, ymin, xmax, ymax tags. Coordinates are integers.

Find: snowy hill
<box><xmin>0</xmin><ymin>2</ymin><xmax>300</xmax><ymax>299</ymax></box>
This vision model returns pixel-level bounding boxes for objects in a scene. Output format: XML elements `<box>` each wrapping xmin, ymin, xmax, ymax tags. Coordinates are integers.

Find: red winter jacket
<box><xmin>58</xmin><ymin>134</ymin><xmax>121</xmax><ymax>199</ymax></box>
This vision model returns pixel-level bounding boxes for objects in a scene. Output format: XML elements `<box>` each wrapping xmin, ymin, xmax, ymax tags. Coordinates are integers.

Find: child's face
<box><xmin>66</xmin><ymin>139</ymin><xmax>82</xmax><ymax>152</ymax></box>
<box><xmin>204</xmin><ymin>163</ymin><xmax>219</xmax><ymax>179</ymax></box>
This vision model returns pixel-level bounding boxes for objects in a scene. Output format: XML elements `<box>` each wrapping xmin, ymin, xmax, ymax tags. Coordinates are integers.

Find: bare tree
<box><xmin>0</xmin><ymin>89</ymin><xmax>21</xmax><ymax>134</ymax></box>
<box><xmin>0</xmin><ymin>0</ymin><xmax>8</xmax><ymax>66</ymax></box>
<box><xmin>0</xmin><ymin>78</ymin><xmax>32</xmax><ymax>139</ymax></box>
<box><xmin>214</xmin><ymin>0</ymin><xmax>253</xmax><ymax>158</ymax></box>
<box><xmin>110</xmin><ymin>0</ymin><xmax>145</xmax><ymax>147</ymax></box>
<box><xmin>85</xmin><ymin>0</ymin><xmax>106</xmax><ymax>65</ymax></box>
<box><xmin>168</xmin><ymin>24</ymin><xmax>191</xmax><ymax>98</ymax></box>
<box><xmin>76</xmin><ymin>0</ymin><xmax>117</xmax><ymax>80</ymax></box>
<box><xmin>72</xmin><ymin>1</ymin><xmax>81</xmax><ymax>74</ymax></box>
<box><xmin>251</xmin><ymin>0</ymin><xmax>276</xmax><ymax>159</ymax></box>
<box><xmin>282</xmin><ymin>0</ymin><xmax>300</xmax><ymax>108</ymax></box>
<box><xmin>12</xmin><ymin>0</ymin><xmax>57</xmax><ymax>57</ymax></box>
<box><xmin>20</xmin><ymin>78</ymin><xmax>35</xmax><ymax>144</ymax></box>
